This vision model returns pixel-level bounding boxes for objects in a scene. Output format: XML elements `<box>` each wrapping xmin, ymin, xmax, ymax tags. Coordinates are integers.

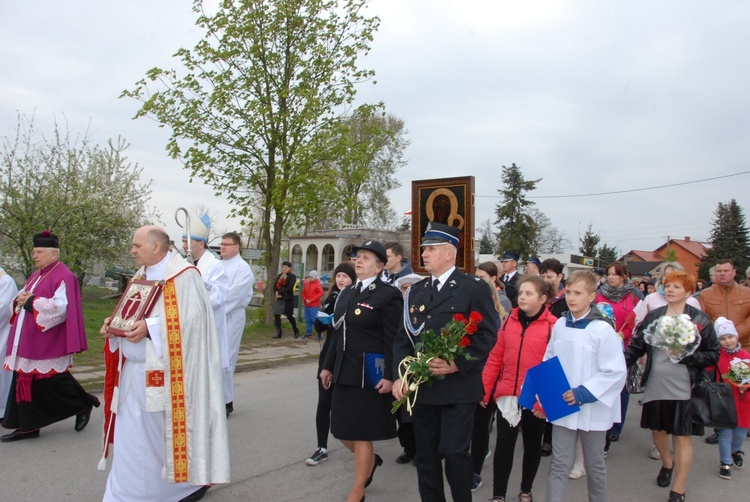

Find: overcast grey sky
<box><xmin>2</xmin><ymin>0</ymin><xmax>749</xmax><ymax>255</ymax></box>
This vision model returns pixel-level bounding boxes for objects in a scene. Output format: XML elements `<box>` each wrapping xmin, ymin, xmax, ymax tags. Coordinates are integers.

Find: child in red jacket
<box><xmin>481</xmin><ymin>276</ymin><xmax>558</xmax><ymax>502</ymax></box>
<box><xmin>301</xmin><ymin>270</ymin><xmax>324</xmax><ymax>340</ymax></box>
<box><xmin>713</xmin><ymin>317</ymin><xmax>750</xmax><ymax>481</ymax></box>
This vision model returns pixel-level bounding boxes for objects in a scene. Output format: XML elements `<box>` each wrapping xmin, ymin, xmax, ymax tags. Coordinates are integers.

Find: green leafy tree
<box><xmin>121</xmin><ymin>0</ymin><xmax>380</xmax><ymax>322</ymax></box>
<box><xmin>700</xmin><ymin>199</ymin><xmax>750</xmax><ymax>279</ymax></box>
<box><xmin>598</xmin><ymin>243</ymin><xmax>618</xmax><ymax>267</ymax></box>
<box><xmin>494</xmin><ymin>163</ymin><xmax>541</xmax><ymax>257</ymax></box>
<box><xmin>578</xmin><ymin>223</ymin><xmax>600</xmax><ymax>258</ymax></box>
<box><xmin>0</xmin><ymin>115</ymin><xmax>153</xmax><ymax>284</ymax></box>
<box><xmin>333</xmin><ymin>107</ymin><xmax>409</xmax><ymax>229</ymax></box>
<box><xmin>663</xmin><ymin>247</ymin><xmax>679</xmax><ymax>263</ymax></box>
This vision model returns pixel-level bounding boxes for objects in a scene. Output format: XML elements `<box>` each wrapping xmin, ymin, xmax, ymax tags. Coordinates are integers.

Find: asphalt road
<box><xmin>2</xmin><ymin>362</ymin><xmax>747</xmax><ymax>501</ymax></box>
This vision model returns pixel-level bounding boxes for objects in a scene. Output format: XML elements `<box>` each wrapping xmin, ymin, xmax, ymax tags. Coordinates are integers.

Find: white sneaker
<box><xmin>649</xmin><ymin>445</ymin><xmax>661</xmax><ymax>460</ymax></box>
<box><xmin>569</xmin><ymin>466</ymin><xmax>586</xmax><ymax>479</ymax></box>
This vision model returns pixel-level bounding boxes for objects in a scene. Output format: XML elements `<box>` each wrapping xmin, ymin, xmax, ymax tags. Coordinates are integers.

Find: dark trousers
<box><xmin>543</xmin><ymin>421</ymin><xmax>553</xmax><ymax>445</ymax></box>
<box><xmin>412</xmin><ymin>402</ymin><xmax>476</xmax><ymax>502</ymax></box>
<box><xmin>492</xmin><ymin>408</ymin><xmax>546</xmax><ymax>497</ymax></box>
<box><xmin>2</xmin><ymin>371</ymin><xmax>98</xmax><ymax>432</ymax></box>
<box><xmin>609</xmin><ymin>388</ymin><xmax>630</xmax><ymax>436</ymax></box>
<box><xmin>396</xmin><ymin>411</ymin><xmax>416</xmax><ymax>455</ymax></box>
<box><xmin>315</xmin><ymin>379</ymin><xmax>333</xmax><ymax>448</ymax></box>
<box><xmin>471</xmin><ymin>401</ymin><xmax>495</xmax><ymax>474</ymax></box>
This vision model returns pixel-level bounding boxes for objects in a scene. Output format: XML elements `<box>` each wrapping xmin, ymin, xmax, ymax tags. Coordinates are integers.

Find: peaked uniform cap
<box><xmin>499</xmin><ymin>251</ymin><xmax>519</xmax><ymax>262</ymax></box>
<box><xmin>420</xmin><ymin>222</ymin><xmax>460</xmax><ymax>247</ymax></box>
<box><xmin>351</xmin><ymin>240</ymin><xmax>388</xmax><ymax>264</ymax></box>
<box><xmin>527</xmin><ymin>256</ymin><xmax>542</xmax><ymax>267</ymax></box>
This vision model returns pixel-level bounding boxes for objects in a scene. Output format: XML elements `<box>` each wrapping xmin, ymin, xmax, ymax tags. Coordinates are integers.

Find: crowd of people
<box><xmin>0</xmin><ymin>214</ymin><xmax>255</xmax><ymax>502</ymax></box>
<box><xmin>2</xmin><ymin>219</ymin><xmax>749</xmax><ymax>502</ymax></box>
<box><xmin>304</xmin><ymin>229</ymin><xmax>749</xmax><ymax>502</ymax></box>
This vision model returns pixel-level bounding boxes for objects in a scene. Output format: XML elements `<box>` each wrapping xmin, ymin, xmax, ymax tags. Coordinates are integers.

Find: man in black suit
<box><xmin>499</xmin><ymin>251</ymin><xmax>520</xmax><ymax>308</ymax></box>
<box><xmin>393</xmin><ymin>222</ymin><xmax>500</xmax><ymax>502</ymax></box>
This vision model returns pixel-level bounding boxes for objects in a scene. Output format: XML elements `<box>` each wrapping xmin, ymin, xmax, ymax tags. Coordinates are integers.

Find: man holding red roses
<box><xmin>393</xmin><ymin>222</ymin><xmax>500</xmax><ymax>502</ymax></box>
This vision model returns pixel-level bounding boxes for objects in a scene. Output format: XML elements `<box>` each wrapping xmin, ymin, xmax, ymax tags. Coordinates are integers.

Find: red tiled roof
<box><xmin>621</xmin><ymin>250</ymin><xmax>663</xmax><ymax>261</ymax></box>
<box><xmin>654</xmin><ymin>238</ymin><xmax>709</xmax><ymax>259</ymax></box>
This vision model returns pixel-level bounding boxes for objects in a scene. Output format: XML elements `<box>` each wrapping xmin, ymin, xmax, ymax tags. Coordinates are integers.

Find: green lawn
<box><xmin>74</xmin><ymin>288</ymin><xmax>297</xmax><ymax>368</ymax></box>
<box><xmin>74</xmin><ymin>286</ymin><xmax>119</xmax><ymax>367</ymax></box>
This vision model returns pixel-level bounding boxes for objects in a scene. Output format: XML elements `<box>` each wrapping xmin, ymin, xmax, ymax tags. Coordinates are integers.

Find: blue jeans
<box><xmin>718</xmin><ymin>427</ymin><xmax>748</xmax><ymax>465</ymax></box>
<box><xmin>304</xmin><ymin>306</ymin><xmax>319</xmax><ymax>335</ymax></box>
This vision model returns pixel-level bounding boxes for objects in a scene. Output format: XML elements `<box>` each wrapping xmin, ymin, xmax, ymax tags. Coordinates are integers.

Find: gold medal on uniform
<box><xmin>413</xmin><ymin>317</ymin><xmax>417</xmax><ymax>323</ymax></box>
<box><xmin>410</xmin><ymin>306</ymin><xmax>414</xmax><ymax>313</ymax></box>
<box><xmin>355</xmin><ymin>308</ymin><xmax>361</xmax><ymax>315</ymax></box>
<box><xmin>419</xmin><ymin>305</ymin><xmax>425</xmax><ymax>312</ymax></box>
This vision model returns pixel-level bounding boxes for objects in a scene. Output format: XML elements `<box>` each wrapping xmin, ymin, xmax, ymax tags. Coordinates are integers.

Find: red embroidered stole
<box><xmin>164</xmin><ymin>279</ymin><xmax>189</xmax><ymax>482</ymax></box>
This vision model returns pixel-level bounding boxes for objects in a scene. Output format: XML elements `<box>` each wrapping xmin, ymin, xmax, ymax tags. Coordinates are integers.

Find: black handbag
<box><xmin>273</xmin><ymin>298</ymin><xmax>286</xmax><ymax>315</ymax></box>
<box><xmin>690</xmin><ymin>371</ymin><xmax>738</xmax><ymax>429</ymax></box>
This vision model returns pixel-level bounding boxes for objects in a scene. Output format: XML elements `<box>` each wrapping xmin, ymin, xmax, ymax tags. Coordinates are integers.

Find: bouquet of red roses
<box><xmin>392</xmin><ymin>311</ymin><xmax>482</xmax><ymax>415</ymax></box>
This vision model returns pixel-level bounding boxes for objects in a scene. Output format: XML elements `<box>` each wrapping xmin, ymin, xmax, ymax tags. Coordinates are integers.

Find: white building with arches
<box><xmin>287</xmin><ymin>226</ymin><xmax>411</xmax><ymax>283</ymax></box>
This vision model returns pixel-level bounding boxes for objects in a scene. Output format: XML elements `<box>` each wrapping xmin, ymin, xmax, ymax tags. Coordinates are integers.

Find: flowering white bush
<box><xmin>643</xmin><ymin>314</ymin><xmax>701</xmax><ymax>363</ymax></box>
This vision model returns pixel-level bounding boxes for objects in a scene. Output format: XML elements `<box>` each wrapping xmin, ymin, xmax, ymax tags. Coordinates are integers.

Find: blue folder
<box><xmin>518</xmin><ymin>356</ymin><xmax>580</xmax><ymax>422</ymax></box>
<box><xmin>363</xmin><ymin>352</ymin><xmax>385</xmax><ymax>389</ymax></box>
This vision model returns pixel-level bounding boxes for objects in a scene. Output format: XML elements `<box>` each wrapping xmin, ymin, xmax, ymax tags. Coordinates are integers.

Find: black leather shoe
<box><xmin>608</xmin><ymin>431</ymin><xmax>620</xmax><ymax>442</ymax></box>
<box><xmin>75</xmin><ymin>403</ymin><xmax>95</xmax><ymax>432</ymax></box>
<box><xmin>226</xmin><ymin>402</ymin><xmax>234</xmax><ymax>418</ymax></box>
<box><xmin>396</xmin><ymin>451</ymin><xmax>414</xmax><ymax>464</ymax></box>
<box><xmin>705</xmin><ymin>432</ymin><xmax>719</xmax><ymax>444</ymax></box>
<box><xmin>1</xmin><ymin>429</ymin><xmax>40</xmax><ymax>442</ymax></box>
<box><xmin>272</xmin><ymin>333</ymin><xmax>282</xmax><ymax>339</ymax></box>
<box><xmin>365</xmin><ymin>454</ymin><xmax>382</xmax><ymax>488</ymax></box>
<box><xmin>178</xmin><ymin>485</ymin><xmax>210</xmax><ymax>502</ymax></box>
<box><xmin>540</xmin><ymin>442</ymin><xmax>552</xmax><ymax>457</ymax></box>
<box><xmin>294</xmin><ymin>332</ymin><xmax>300</xmax><ymax>339</ymax></box>
<box><xmin>668</xmin><ymin>490</ymin><xmax>685</xmax><ymax>502</ymax></box>
<box><xmin>657</xmin><ymin>465</ymin><xmax>673</xmax><ymax>487</ymax></box>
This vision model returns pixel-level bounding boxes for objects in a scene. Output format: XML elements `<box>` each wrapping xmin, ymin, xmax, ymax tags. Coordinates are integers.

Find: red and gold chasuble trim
<box><xmin>164</xmin><ymin>279</ymin><xmax>189</xmax><ymax>482</ymax></box>
<box><xmin>145</xmin><ymin>370</ymin><xmax>165</xmax><ymax>387</ymax></box>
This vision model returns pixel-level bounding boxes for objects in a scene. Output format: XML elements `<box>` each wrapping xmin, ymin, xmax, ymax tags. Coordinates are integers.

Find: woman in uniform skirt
<box><xmin>320</xmin><ymin>241</ymin><xmax>403</xmax><ymax>502</ymax></box>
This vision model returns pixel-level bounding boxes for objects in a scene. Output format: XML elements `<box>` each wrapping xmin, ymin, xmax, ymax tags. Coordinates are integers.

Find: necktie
<box><xmin>354</xmin><ymin>282</ymin><xmax>362</xmax><ymax>295</ymax></box>
<box><xmin>431</xmin><ymin>278</ymin><xmax>440</xmax><ymax>301</ymax></box>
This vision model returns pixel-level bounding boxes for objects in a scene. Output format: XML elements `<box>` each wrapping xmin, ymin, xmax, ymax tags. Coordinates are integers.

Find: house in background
<box><xmin>623</xmin><ymin>261</ymin><xmax>662</xmax><ymax>282</ymax></box>
<box><xmin>287</xmin><ymin>226</ymin><xmax>411</xmax><ymax>283</ymax></box>
<box><xmin>620</xmin><ymin>236</ymin><xmax>710</xmax><ymax>278</ymax></box>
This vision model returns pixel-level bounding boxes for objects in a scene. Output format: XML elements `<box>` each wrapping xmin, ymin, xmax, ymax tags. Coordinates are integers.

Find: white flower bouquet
<box><xmin>642</xmin><ymin>314</ymin><xmax>701</xmax><ymax>363</ymax></box>
<box><xmin>723</xmin><ymin>357</ymin><xmax>750</xmax><ymax>389</ymax></box>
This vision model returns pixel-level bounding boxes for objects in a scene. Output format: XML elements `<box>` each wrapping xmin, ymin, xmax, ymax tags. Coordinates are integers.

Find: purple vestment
<box><xmin>5</xmin><ymin>260</ymin><xmax>87</xmax><ymax>365</ymax></box>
